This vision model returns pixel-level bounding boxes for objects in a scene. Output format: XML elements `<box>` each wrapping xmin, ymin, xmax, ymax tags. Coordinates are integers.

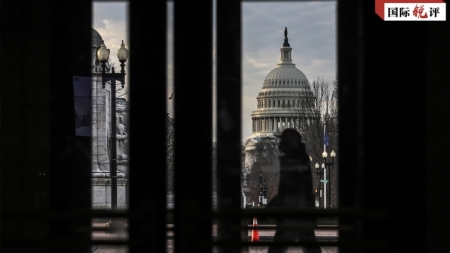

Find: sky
<box><xmin>93</xmin><ymin>1</ymin><xmax>336</xmax><ymax>142</ymax></box>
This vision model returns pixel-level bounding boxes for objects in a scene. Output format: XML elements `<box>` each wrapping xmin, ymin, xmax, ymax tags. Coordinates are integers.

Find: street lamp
<box><xmin>314</xmin><ymin>162</ymin><xmax>322</xmax><ymax>208</ymax></box>
<box><xmin>322</xmin><ymin>150</ymin><xmax>336</xmax><ymax>209</ymax></box>
<box><xmin>97</xmin><ymin>40</ymin><xmax>129</xmax><ymax>212</ymax></box>
<box><xmin>314</xmin><ymin>162</ymin><xmax>321</xmax><ymax>177</ymax></box>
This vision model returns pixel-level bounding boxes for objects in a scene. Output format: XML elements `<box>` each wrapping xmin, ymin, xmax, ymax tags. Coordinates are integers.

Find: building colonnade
<box><xmin>252</xmin><ymin>116</ymin><xmax>313</xmax><ymax>133</ymax></box>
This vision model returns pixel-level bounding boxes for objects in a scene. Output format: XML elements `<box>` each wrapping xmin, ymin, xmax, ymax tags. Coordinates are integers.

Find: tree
<box><xmin>166</xmin><ymin>114</ymin><xmax>175</xmax><ymax>193</ymax></box>
<box><xmin>290</xmin><ymin>76</ymin><xmax>339</xmax><ymax>207</ymax></box>
<box><xmin>244</xmin><ymin>136</ymin><xmax>280</xmax><ymax>205</ymax></box>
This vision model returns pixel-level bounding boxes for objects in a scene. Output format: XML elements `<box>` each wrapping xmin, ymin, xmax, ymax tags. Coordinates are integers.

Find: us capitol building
<box><xmin>243</xmin><ymin>28</ymin><xmax>319</xmax><ymax>203</ymax></box>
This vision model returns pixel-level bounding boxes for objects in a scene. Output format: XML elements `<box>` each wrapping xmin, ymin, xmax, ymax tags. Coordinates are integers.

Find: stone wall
<box><xmin>91</xmin><ymin>73</ymin><xmax>128</xmax><ymax>209</ymax></box>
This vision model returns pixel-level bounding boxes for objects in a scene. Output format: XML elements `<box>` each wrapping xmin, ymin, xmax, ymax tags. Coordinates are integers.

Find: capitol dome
<box><xmin>92</xmin><ymin>28</ymin><xmax>104</xmax><ymax>47</ymax></box>
<box><xmin>249</xmin><ymin>28</ymin><xmax>319</xmax><ymax>138</ymax></box>
<box><xmin>263</xmin><ymin>66</ymin><xmax>310</xmax><ymax>89</ymax></box>
<box><xmin>91</xmin><ymin>28</ymin><xmax>110</xmax><ymax>72</ymax></box>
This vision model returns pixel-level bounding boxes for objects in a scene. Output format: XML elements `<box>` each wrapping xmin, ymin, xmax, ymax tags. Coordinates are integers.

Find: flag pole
<box><xmin>323</xmin><ymin>123</ymin><xmax>327</xmax><ymax>209</ymax></box>
<box><xmin>323</xmin><ymin>123</ymin><xmax>326</xmax><ymax>152</ymax></box>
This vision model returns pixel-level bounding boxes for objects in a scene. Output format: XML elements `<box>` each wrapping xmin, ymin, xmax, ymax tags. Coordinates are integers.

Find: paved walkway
<box><xmin>92</xmin><ymin>223</ymin><xmax>338</xmax><ymax>253</ymax></box>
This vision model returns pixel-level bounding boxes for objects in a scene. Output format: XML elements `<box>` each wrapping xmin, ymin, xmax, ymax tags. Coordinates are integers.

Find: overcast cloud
<box><xmin>93</xmin><ymin>1</ymin><xmax>336</xmax><ymax>142</ymax></box>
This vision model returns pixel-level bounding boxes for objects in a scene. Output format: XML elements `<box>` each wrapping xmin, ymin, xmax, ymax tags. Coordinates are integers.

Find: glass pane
<box><xmin>92</xmin><ymin>1</ymin><xmax>129</xmax><ymax>252</ymax></box>
<box><xmin>167</xmin><ymin>2</ymin><xmax>175</xmax><ymax>252</ymax></box>
<box><xmin>242</xmin><ymin>2</ymin><xmax>338</xmax><ymax>252</ymax></box>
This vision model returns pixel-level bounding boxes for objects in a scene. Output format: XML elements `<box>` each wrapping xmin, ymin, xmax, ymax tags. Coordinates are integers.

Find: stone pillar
<box><xmin>269</xmin><ymin>117</ymin><xmax>272</xmax><ymax>132</ymax></box>
<box><xmin>261</xmin><ymin>118</ymin><xmax>264</xmax><ymax>132</ymax></box>
<box><xmin>275</xmin><ymin>117</ymin><xmax>278</xmax><ymax>132</ymax></box>
<box><xmin>92</xmin><ymin>74</ymin><xmax>110</xmax><ymax>175</ymax></box>
<box><xmin>264</xmin><ymin>117</ymin><xmax>267</xmax><ymax>132</ymax></box>
<box><xmin>272</xmin><ymin>117</ymin><xmax>275</xmax><ymax>132</ymax></box>
<box><xmin>252</xmin><ymin>118</ymin><xmax>254</xmax><ymax>133</ymax></box>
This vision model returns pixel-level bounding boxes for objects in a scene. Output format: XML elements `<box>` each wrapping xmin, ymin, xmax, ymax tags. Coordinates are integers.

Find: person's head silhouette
<box><xmin>279</xmin><ymin>128</ymin><xmax>302</xmax><ymax>152</ymax></box>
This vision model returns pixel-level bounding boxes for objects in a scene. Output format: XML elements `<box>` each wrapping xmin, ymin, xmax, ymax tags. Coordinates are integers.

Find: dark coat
<box><xmin>268</xmin><ymin>154</ymin><xmax>315</xmax><ymax>210</ymax></box>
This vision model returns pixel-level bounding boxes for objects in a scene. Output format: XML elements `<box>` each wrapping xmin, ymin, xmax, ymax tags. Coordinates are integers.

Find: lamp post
<box><xmin>310</xmin><ymin>156</ymin><xmax>320</xmax><ymax>208</ymax></box>
<box><xmin>97</xmin><ymin>40</ymin><xmax>129</xmax><ymax>211</ymax></box>
<box><xmin>258</xmin><ymin>171</ymin><xmax>267</xmax><ymax>207</ymax></box>
<box><xmin>321</xmin><ymin>150</ymin><xmax>336</xmax><ymax>209</ymax></box>
<box><xmin>314</xmin><ymin>162</ymin><xmax>322</xmax><ymax>208</ymax></box>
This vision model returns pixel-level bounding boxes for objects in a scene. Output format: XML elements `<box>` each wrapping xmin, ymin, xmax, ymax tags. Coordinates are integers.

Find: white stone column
<box><xmin>263</xmin><ymin>117</ymin><xmax>266</xmax><ymax>132</ymax></box>
<box><xmin>264</xmin><ymin>117</ymin><xmax>267</xmax><ymax>132</ymax></box>
<box><xmin>253</xmin><ymin>118</ymin><xmax>255</xmax><ymax>133</ymax></box>
<box><xmin>274</xmin><ymin>117</ymin><xmax>277</xmax><ymax>132</ymax></box>
<box><xmin>269</xmin><ymin>117</ymin><xmax>272</xmax><ymax>132</ymax></box>
<box><xmin>272</xmin><ymin>117</ymin><xmax>275</xmax><ymax>132</ymax></box>
<box><xmin>261</xmin><ymin>118</ymin><xmax>264</xmax><ymax>132</ymax></box>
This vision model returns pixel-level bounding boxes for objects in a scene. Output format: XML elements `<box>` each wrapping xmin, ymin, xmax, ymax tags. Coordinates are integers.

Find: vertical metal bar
<box><xmin>337</xmin><ymin>1</ymin><xmax>361</xmax><ymax>250</ymax></box>
<box><xmin>323</xmin><ymin>168</ymin><xmax>327</xmax><ymax>209</ymax></box>
<box><xmin>129</xmin><ymin>1</ymin><xmax>167</xmax><ymax>253</ymax></box>
<box><xmin>216</xmin><ymin>0</ymin><xmax>243</xmax><ymax>252</ymax></box>
<box><xmin>110</xmin><ymin>79</ymin><xmax>117</xmax><ymax>210</ymax></box>
<box><xmin>49</xmin><ymin>0</ymin><xmax>92</xmax><ymax>251</ymax></box>
<box><xmin>174</xmin><ymin>0</ymin><xmax>213</xmax><ymax>252</ymax></box>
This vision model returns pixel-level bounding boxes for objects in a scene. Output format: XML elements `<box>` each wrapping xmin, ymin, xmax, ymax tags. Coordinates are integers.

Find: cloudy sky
<box><xmin>93</xmin><ymin>1</ymin><xmax>336</xmax><ymax>142</ymax></box>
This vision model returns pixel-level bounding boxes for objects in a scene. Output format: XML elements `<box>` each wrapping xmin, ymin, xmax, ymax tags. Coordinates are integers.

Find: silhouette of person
<box><xmin>267</xmin><ymin>128</ymin><xmax>321</xmax><ymax>253</ymax></box>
